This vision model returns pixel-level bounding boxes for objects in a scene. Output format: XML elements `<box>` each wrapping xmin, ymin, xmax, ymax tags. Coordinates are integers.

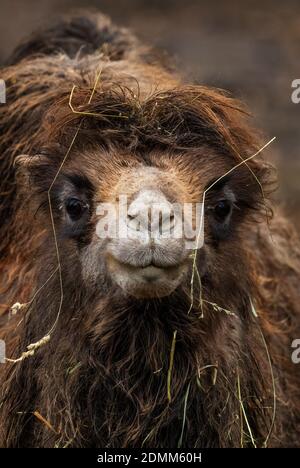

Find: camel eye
<box><xmin>214</xmin><ymin>200</ymin><xmax>231</xmax><ymax>220</ymax></box>
<box><xmin>65</xmin><ymin>197</ymin><xmax>88</xmax><ymax>221</ymax></box>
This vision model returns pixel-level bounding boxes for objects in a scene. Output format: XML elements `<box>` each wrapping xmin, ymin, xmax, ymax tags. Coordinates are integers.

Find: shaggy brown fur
<box><xmin>0</xmin><ymin>12</ymin><xmax>300</xmax><ymax>448</ymax></box>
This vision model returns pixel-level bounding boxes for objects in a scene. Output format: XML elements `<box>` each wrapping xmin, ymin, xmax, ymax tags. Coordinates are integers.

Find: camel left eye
<box><xmin>65</xmin><ymin>197</ymin><xmax>88</xmax><ymax>221</ymax></box>
<box><xmin>214</xmin><ymin>200</ymin><xmax>232</xmax><ymax>220</ymax></box>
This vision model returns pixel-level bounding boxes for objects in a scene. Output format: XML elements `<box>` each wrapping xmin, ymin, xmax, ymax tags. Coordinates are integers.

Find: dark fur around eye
<box><xmin>66</xmin><ymin>173</ymin><xmax>94</xmax><ymax>194</ymax></box>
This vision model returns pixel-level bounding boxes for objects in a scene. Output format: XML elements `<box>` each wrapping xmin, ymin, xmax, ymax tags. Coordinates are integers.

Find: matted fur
<box><xmin>0</xmin><ymin>12</ymin><xmax>299</xmax><ymax>448</ymax></box>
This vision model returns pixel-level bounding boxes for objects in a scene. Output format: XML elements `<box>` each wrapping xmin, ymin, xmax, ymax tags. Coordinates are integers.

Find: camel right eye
<box><xmin>213</xmin><ymin>200</ymin><xmax>232</xmax><ymax>221</ymax></box>
<box><xmin>65</xmin><ymin>197</ymin><xmax>88</xmax><ymax>221</ymax></box>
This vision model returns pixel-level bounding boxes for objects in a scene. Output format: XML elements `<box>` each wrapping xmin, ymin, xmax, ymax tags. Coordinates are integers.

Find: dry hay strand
<box><xmin>33</xmin><ymin>410</ymin><xmax>59</xmax><ymax>435</ymax></box>
<box><xmin>177</xmin><ymin>381</ymin><xmax>191</xmax><ymax>448</ymax></box>
<box><xmin>167</xmin><ymin>330</ymin><xmax>178</xmax><ymax>403</ymax></box>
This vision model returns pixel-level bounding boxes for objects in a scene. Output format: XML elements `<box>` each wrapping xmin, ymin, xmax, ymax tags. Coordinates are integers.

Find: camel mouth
<box><xmin>106</xmin><ymin>254</ymin><xmax>188</xmax><ymax>298</ymax></box>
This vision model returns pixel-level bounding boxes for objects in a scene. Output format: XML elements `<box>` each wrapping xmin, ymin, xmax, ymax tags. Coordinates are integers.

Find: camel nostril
<box><xmin>126</xmin><ymin>190</ymin><xmax>177</xmax><ymax>236</ymax></box>
<box><xmin>159</xmin><ymin>210</ymin><xmax>175</xmax><ymax>234</ymax></box>
<box><xmin>127</xmin><ymin>210</ymin><xmax>142</xmax><ymax>232</ymax></box>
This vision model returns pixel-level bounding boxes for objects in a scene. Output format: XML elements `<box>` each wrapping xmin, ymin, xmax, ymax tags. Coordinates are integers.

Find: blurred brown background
<box><xmin>0</xmin><ymin>0</ymin><xmax>299</xmax><ymax>226</ymax></box>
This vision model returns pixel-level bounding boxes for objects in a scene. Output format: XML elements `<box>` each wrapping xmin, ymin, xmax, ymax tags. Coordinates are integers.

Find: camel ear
<box><xmin>14</xmin><ymin>154</ymin><xmax>43</xmax><ymax>170</ymax></box>
<box><xmin>14</xmin><ymin>153</ymin><xmax>58</xmax><ymax>197</ymax></box>
<box><xmin>14</xmin><ymin>154</ymin><xmax>49</xmax><ymax>190</ymax></box>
